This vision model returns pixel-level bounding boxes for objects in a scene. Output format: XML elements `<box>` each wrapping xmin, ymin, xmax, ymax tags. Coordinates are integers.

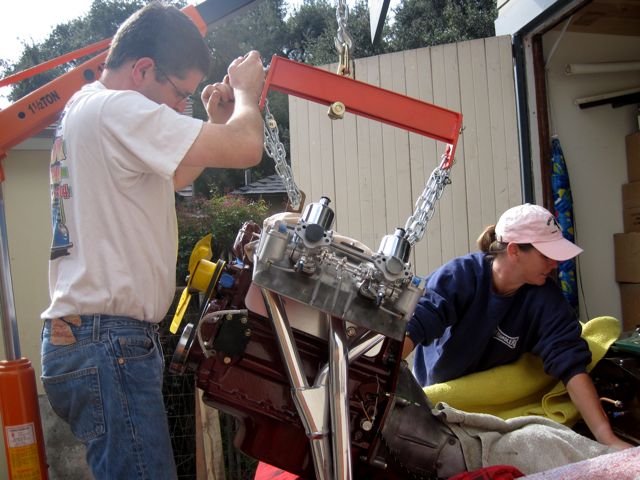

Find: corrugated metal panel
<box><xmin>288</xmin><ymin>37</ymin><xmax>521</xmax><ymax>277</ymax></box>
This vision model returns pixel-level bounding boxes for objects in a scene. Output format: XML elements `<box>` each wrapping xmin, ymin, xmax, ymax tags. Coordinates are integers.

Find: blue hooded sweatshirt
<box><xmin>406</xmin><ymin>252</ymin><xmax>591</xmax><ymax>386</ymax></box>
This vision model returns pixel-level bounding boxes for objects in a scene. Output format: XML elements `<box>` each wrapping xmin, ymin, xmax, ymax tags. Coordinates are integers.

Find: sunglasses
<box><xmin>155</xmin><ymin>64</ymin><xmax>194</xmax><ymax>102</ymax></box>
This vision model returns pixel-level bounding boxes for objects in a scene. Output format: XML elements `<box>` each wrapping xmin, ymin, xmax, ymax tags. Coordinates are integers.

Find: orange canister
<box><xmin>0</xmin><ymin>358</ymin><xmax>47</xmax><ymax>479</ymax></box>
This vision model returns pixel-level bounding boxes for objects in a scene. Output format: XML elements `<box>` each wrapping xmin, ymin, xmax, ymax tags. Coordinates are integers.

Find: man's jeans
<box><xmin>41</xmin><ymin>315</ymin><xmax>177</xmax><ymax>480</ymax></box>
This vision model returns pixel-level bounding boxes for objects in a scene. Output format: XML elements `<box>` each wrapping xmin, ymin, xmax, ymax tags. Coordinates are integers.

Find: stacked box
<box><xmin>623</xmin><ymin>181</ymin><xmax>640</xmax><ymax>233</ymax></box>
<box><xmin>619</xmin><ymin>284</ymin><xmax>640</xmax><ymax>331</ymax></box>
<box><xmin>614</xmin><ymin>233</ymin><xmax>640</xmax><ymax>283</ymax></box>
<box><xmin>627</xmin><ymin>132</ymin><xmax>640</xmax><ymax>182</ymax></box>
<box><xmin>616</xmin><ymin>132</ymin><xmax>640</xmax><ymax>330</ymax></box>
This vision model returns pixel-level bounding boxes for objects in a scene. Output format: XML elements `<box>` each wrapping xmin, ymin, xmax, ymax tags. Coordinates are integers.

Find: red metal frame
<box><xmin>0</xmin><ymin>54</ymin><xmax>106</xmax><ymax>175</ymax></box>
<box><xmin>0</xmin><ymin>39</ymin><xmax>112</xmax><ymax>90</ymax></box>
<box><xmin>260</xmin><ymin>54</ymin><xmax>463</xmax><ymax>168</ymax></box>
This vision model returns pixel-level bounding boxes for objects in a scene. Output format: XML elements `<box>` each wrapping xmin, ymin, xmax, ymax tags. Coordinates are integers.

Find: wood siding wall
<box><xmin>288</xmin><ymin>35</ymin><xmax>521</xmax><ymax>277</ymax></box>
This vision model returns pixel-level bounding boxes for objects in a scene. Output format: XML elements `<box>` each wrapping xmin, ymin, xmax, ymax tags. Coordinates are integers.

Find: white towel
<box><xmin>433</xmin><ymin>402</ymin><xmax>615</xmax><ymax>475</ymax></box>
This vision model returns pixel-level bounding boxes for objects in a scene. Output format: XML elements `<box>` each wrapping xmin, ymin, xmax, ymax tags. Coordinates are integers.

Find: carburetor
<box><xmin>252</xmin><ymin>196</ymin><xmax>425</xmax><ymax>341</ymax></box>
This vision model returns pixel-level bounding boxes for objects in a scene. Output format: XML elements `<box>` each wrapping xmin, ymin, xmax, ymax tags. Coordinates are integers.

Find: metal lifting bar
<box><xmin>259</xmin><ymin>54</ymin><xmax>463</xmax><ymax>168</ymax></box>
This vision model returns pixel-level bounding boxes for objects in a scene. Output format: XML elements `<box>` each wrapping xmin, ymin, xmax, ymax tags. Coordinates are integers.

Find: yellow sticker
<box><xmin>6</xmin><ymin>423</ymin><xmax>41</xmax><ymax>480</ymax></box>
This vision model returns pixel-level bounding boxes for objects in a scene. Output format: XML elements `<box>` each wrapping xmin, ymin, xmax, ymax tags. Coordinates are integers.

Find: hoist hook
<box><xmin>334</xmin><ymin>0</ymin><xmax>355</xmax><ymax>78</ymax></box>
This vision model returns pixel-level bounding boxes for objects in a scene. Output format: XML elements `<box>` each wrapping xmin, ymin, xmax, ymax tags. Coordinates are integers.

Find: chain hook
<box><xmin>336</xmin><ymin>43</ymin><xmax>354</xmax><ymax>78</ymax></box>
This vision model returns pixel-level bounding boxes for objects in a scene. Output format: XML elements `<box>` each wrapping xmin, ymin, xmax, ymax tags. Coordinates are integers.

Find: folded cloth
<box><xmin>423</xmin><ymin>316</ymin><xmax>621</xmax><ymax>426</ymax></box>
<box><xmin>520</xmin><ymin>445</ymin><xmax>640</xmax><ymax>479</ymax></box>
<box><xmin>433</xmin><ymin>402</ymin><xmax>614</xmax><ymax>475</ymax></box>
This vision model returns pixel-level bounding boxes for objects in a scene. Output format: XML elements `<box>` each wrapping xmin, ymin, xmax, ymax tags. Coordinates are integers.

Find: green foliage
<box><xmin>285</xmin><ymin>0</ymin><xmax>336</xmax><ymax>64</ymax></box>
<box><xmin>345</xmin><ymin>0</ymin><xmax>392</xmax><ymax>59</ymax></box>
<box><xmin>391</xmin><ymin>0</ymin><xmax>497</xmax><ymax>51</ymax></box>
<box><xmin>175</xmin><ymin>195</ymin><xmax>269</xmax><ymax>285</ymax></box>
<box><xmin>285</xmin><ymin>0</ymin><xmax>390</xmax><ymax>66</ymax></box>
<box><xmin>206</xmin><ymin>0</ymin><xmax>288</xmax><ymax>77</ymax></box>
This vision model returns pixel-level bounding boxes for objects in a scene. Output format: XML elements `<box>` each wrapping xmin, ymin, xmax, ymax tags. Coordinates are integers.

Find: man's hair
<box><xmin>106</xmin><ymin>1</ymin><xmax>211</xmax><ymax>78</ymax></box>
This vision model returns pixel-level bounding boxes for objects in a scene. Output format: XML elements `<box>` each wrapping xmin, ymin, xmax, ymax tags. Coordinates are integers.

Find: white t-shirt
<box><xmin>42</xmin><ymin>81</ymin><xmax>203</xmax><ymax>322</ymax></box>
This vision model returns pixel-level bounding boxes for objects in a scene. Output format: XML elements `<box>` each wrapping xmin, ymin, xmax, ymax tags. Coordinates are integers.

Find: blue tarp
<box><xmin>551</xmin><ymin>137</ymin><xmax>579</xmax><ymax>317</ymax></box>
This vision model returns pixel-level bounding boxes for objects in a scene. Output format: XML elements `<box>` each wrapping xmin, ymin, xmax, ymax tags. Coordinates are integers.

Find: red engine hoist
<box><xmin>0</xmin><ymin>1</ymin><xmax>462</xmax><ymax>478</ymax></box>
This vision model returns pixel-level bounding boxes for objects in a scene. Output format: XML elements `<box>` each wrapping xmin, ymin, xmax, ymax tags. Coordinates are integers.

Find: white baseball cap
<box><xmin>495</xmin><ymin>204</ymin><xmax>583</xmax><ymax>261</ymax></box>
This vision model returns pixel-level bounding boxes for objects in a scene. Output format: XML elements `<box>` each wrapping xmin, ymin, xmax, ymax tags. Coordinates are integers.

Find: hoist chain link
<box><xmin>263</xmin><ymin>100</ymin><xmax>302</xmax><ymax>211</ymax></box>
<box><xmin>334</xmin><ymin>0</ymin><xmax>354</xmax><ymax>77</ymax></box>
<box><xmin>404</xmin><ymin>154</ymin><xmax>453</xmax><ymax>245</ymax></box>
<box><xmin>334</xmin><ymin>0</ymin><xmax>353</xmax><ymax>52</ymax></box>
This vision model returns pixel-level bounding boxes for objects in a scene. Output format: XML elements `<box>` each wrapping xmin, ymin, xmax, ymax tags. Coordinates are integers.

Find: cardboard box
<box><xmin>624</xmin><ymin>207</ymin><xmax>640</xmax><ymax>233</ymax></box>
<box><xmin>614</xmin><ymin>232</ymin><xmax>640</xmax><ymax>282</ymax></box>
<box><xmin>623</xmin><ymin>182</ymin><xmax>640</xmax><ymax>232</ymax></box>
<box><xmin>619</xmin><ymin>283</ymin><xmax>640</xmax><ymax>332</ymax></box>
<box><xmin>623</xmin><ymin>182</ymin><xmax>640</xmax><ymax>208</ymax></box>
<box><xmin>627</xmin><ymin>132</ymin><xmax>640</xmax><ymax>182</ymax></box>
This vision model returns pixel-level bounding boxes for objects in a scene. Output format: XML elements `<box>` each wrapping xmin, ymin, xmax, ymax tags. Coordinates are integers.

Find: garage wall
<box><xmin>541</xmin><ymin>31</ymin><xmax>640</xmax><ymax>321</ymax></box>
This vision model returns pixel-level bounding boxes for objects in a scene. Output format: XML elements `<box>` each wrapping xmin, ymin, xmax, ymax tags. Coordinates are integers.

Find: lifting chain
<box><xmin>263</xmin><ymin>99</ymin><xmax>302</xmax><ymax>211</ymax></box>
<box><xmin>403</xmin><ymin>153</ymin><xmax>453</xmax><ymax>246</ymax></box>
<box><xmin>260</xmin><ymin>33</ymin><xmax>454</xmax><ymax>239</ymax></box>
<box><xmin>334</xmin><ymin>0</ymin><xmax>354</xmax><ymax>77</ymax></box>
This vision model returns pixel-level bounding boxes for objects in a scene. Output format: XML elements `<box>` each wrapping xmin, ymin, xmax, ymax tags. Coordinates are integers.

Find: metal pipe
<box><xmin>315</xmin><ymin>332</ymin><xmax>384</xmax><ymax>387</ymax></box>
<box><xmin>0</xmin><ymin>185</ymin><xmax>20</xmax><ymax>359</ymax></box>
<box><xmin>512</xmin><ymin>33</ymin><xmax>535</xmax><ymax>203</ymax></box>
<box><xmin>328</xmin><ymin>315</ymin><xmax>352</xmax><ymax>480</ymax></box>
<box><xmin>565</xmin><ymin>61</ymin><xmax>640</xmax><ymax>75</ymax></box>
<box><xmin>260</xmin><ymin>289</ymin><xmax>332</xmax><ymax>480</ymax></box>
<box><xmin>574</xmin><ymin>87</ymin><xmax>640</xmax><ymax>107</ymax></box>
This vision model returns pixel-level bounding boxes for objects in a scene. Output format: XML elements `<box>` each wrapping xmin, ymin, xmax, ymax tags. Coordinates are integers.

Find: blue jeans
<box><xmin>41</xmin><ymin>315</ymin><xmax>177</xmax><ymax>480</ymax></box>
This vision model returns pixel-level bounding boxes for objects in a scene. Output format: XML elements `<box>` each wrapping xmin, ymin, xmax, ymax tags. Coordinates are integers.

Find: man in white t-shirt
<box><xmin>40</xmin><ymin>3</ymin><xmax>265</xmax><ymax>479</ymax></box>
